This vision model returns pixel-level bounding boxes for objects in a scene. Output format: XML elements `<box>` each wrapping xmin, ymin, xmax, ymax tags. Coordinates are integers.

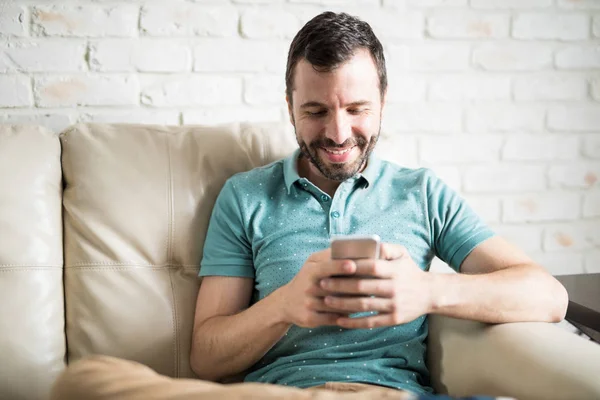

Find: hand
<box><xmin>318</xmin><ymin>243</ymin><xmax>434</xmax><ymax>328</ymax></box>
<box><xmin>276</xmin><ymin>248</ymin><xmax>357</xmax><ymax>328</ymax></box>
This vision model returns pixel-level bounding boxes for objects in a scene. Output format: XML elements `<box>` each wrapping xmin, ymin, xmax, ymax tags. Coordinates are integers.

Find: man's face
<box><xmin>287</xmin><ymin>49</ymin><xmax>385</xmax><ymax>182</ymax></box>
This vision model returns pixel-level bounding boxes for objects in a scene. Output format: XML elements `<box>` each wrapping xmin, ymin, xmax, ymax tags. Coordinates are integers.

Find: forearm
<box><xmin>190</xmin><ymin>288</ymin><xmax>291</xmax><ymax>381</ymax></box>
<box><xmin>429</xmin><ymin>264</ymin><xmax>568</xmax><ymax>324</ymax></box>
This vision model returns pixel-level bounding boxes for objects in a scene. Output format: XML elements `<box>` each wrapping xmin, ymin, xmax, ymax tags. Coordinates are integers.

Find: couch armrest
<box><xmin>427</xmin><ymin>314</ymin><xmax>600</xmax><ymax>400</ymax></box>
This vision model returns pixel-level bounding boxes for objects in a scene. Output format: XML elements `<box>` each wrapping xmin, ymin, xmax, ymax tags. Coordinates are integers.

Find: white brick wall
<box><xmin>0</xmin><ymin>0</ymin><xmax>599</xmax><ymax>276</ymax></box>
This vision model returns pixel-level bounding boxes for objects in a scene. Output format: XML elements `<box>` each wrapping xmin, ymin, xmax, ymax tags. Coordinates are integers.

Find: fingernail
<box><xmin>320</xmin><ymin>279</ymin><xmax>330</xmax><ymax>288</ymax></box>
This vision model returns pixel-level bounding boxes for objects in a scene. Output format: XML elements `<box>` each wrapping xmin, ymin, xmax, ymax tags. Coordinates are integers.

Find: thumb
<box><xmin>379</xmin><ymin>243</ymin><xmax>407</xmax><ymax>261</ymax></box>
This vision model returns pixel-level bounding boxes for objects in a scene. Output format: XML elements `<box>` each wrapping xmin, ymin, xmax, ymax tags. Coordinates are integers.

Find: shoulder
<box><xmin>378</xmin><ymin>160</ymin><xmax>438</xmax><ymax>187</ymax></box>
<box><xmin>225</xmin><ymin>158</ymin><xmax>285</xmax><ymax>191</ymax></box>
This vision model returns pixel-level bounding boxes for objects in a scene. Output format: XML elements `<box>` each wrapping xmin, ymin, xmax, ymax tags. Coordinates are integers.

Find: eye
<box><xmin>306</xmin><ymin>110</ymin><xmax>327</xmax><ymax>117</ymax></box>
<box><xmin>348</xmin><ymin>108</ymin><xmax>366</xmax><ymax>115</ymax></box>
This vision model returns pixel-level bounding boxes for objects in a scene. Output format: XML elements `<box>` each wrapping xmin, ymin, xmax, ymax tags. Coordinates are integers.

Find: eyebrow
<box><xmin>299</xmin><ymin>100</ymin><xmax>372</xmax><ymax>109</ymax></box>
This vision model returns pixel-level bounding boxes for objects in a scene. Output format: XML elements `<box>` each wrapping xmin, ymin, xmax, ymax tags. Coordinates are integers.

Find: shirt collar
<box><xmin>282</xmin><ymin>148</ymin><xmax>381</xmax><ymax>194</ymax></box>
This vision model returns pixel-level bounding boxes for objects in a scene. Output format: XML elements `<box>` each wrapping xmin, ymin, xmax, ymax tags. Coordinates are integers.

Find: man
<box><xmin>51</xmin><ymin>11</ymin><xmax>567</xmax><ymax>400</ymax></box>
<box><xmin>191</xmin><ymin>10</ymin><xmax>567</xmax><ymax>396</ymax></box>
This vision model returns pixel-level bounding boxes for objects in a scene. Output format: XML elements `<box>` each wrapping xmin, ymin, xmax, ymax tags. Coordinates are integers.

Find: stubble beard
<box><xmin>296</xmin><ymin>127</ymin><xmax>380</xmax><ymax>182</ymax></box>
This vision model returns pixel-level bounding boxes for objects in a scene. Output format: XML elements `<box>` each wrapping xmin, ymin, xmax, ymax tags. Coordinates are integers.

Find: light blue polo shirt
<box><xmin>200</xmin><ymin>149</ymin><xmax>495</xmax><ymax>394</ymax></box>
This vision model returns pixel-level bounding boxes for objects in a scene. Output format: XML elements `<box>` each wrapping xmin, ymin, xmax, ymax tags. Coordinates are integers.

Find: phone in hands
<box><xmin>331</xmin><ymin>234</ymin><xmax>381</xmax><ymax>260</ymax></box>
<box><xmin>330</xmin><ymin>234</ymin><xmax>381</xmax><ymax>279</ymax></box>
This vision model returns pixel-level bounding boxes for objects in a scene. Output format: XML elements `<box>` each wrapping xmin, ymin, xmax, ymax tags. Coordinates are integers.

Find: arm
<box><xmin>429</xmin><ymin>235</ymin><xmax>569</xmax><ymax>324</ymax></box>
<box><xmin>190</xmin><ymin>249</ymin><xmax>350</xmax><ymax>382</ymax></box>
<box><xmin>190</xmin><ymin>276</ymin><xmax>291</xmax><ymax>382</ymax></box>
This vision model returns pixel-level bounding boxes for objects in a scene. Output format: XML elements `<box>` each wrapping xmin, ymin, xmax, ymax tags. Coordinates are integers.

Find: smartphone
<box><xmin>330</xmin><ymin>234</ymin><xmax>381</xmax><ymax>260</ymax></box>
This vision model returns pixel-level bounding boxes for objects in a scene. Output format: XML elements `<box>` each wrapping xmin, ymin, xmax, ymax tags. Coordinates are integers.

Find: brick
<box><xmin>430</xmin><ymin>166</ymin><xmax>462</xmax><ymax>191</ymax></box>
<box><xmin>78</xmin><ymin>110</ymin><xmax>180</xmax><ymax>125</ymax></box>
<box><xmin>89</xmin><ymin>39</ymin><xmax>191</xmax><ymax>72</ymax></box>
<box><xmin>194</xmin><ymin>40</ymin><xmax>289</xmax><ymax>74</ymax></box>
<box><xmin>460</xmin><ymin>196</ymin><xmax>500</xmax><ymax>223</ymax></box>
<box><xmin>547</xmin><ymin>106</ymin><xmax>600</xmax><ymax>132</ymax></box>
<box><xmin>386</xmin><ymin>75</ymin><xmax>427</xmax><ymax>102</ymax></box>
<box><xmin>592</xmin><ymin>75</ymin><xmax>600</xmax><ymax>100</ymax></box>
<box><xmin>355</xmin><ymin>10</ymin><xmax>423</xmax><ymax>39</ymax></box>
<box><xmin>405</xmin><ymin>0</ymin><xmax>467</xmax><ymax>6</ymax></box>
<box><xmin>558</xmin><ymin>0</ymin><xmax>600</xmax><ymax>9</ymax></box>
<box><xmin>233</xmin><ymin>0</ymin><xmax>285</xmax><ymax>3</ymax></box>
<box><xmin>471</xmin><ymin>0</ymin><xmax>552</xmax><ymax>8</ymax></box>
<box><xmin>513</xmin><ymin>14</ymin><xmax>590</xmax><ymax>40</ymax></box>
<box><xmin>583</xmin><ymin>191</ymin><xmax>600</xmax><ymax>217</ymax></box>
<box><xmin>464</xmin><ymin>165</ymin><xmax>546</xmax><ymax>193</ymax></box>
<box><xmin>376</xmin><ymin>134</ymin><xmax>419</xmax><ymax>169</ymax></box>
<box><xmin>503</xmin><ymin>193</ymin><xmax>580</xmax><ymax>222</ymax></box>
<box><xmin>288</xmin><ymin>0</ymin><xmax>378</xmax><ymax>5</ymax></box>
<box><xmin>0</xmin><ymin>75</ymin><xmax>32</xmax><ymax>107</ymax></box>
<box><xmin>543</xmin><ymin>222</ymin><xmax>600</xmax><ymax>252</ymax></box>
<box><xmin>0</xmin><ymin>40</ymin><xmax>86</xmax><ymax>72</ymax></box>
<box><xmin>0</xmin><ymin>111</ymin><xmax>73</xmax><ymax>133</ymax></box>
<box><xmin>140</xmin><ymin>5</ymin><xmax>237</xmax><ymax>37</ymax></box>
<box><xmin>241</xmin><ymin>9</ymin><xmax>301</xmax><ymax>39</ymax></box>
<box><xmin>531</xmin><ymin>252</ymin><xmax>584</xmax><ymax>275</ymax></box>
<box><xmin>556</xmin><ymin>45</ymin><xmax>600</xmax><ymax>69</ymax></box>
<box><xmin>549</xmin><ymin>163</ymin><xmax>600</xmax><ymax>189</ymax></box>
<box><xmin>514</xmin><ymin>74</ymin><xmax>587</xmax><ymax>101</ymax></box>
<box><xmin>420</xmin><ymin>135</ymin><xmax>503</xmax><ymax>163</ymax></box>
<box><xmin>34</xmin><ymin>75</ymin><xmax>138</xmax><ymax>107</ymax></box>
<box><xmin>492</xmin><ymin>225</ymin><xmax>543</xmax><ymax>252</ymax></box>
<box><xmin>585</xmin><ymin>251</ymin><xmax>600</xmax><ymax>273</ymax></box>
<box><xmin>503</xmin><ymin>135</ymin><xmax>579</xmax><ymax>161</ymax></box>
<box><xmin>244</xmin><ymin>75</ymin><xmax>286</xmax><ymax>105</ymax></box>
<box><xmin>466</xmin><ymin>105</ymin><xmax>545</xmax><ymax>133</ymax></box>
<box><xmin>0</xmin><ymin>4</ymin><xmax>27</xmax><ymax>36</ymax></box>
<box><xmin>583</xmin><ymin>135</ymin><xmax>600</xmax><ymax>158</ymax></box>
<box><xmin>427</xmin><ymin>12</ymin><xmax>509</xmax><ymax>39</ymax></box>
<box><xmin>429</xmin><ymin>75</ymin><xmax>511</xmax><ymax>101</ymax></box>
<box><xmin>182</xmin><ymin>106</ymin><xmax>284</xmax><ymax>124</ymax></box>
<box><xmin>473</xmin><ymin>43</ymin><xmax>553</xmax><ymax>71</ymax></box>
<box><xmin>382</xmin><ymin>103</ymin><xmax>462</xmax><ymax>133</ymax></box>
<box><xmin>386</xmin><ymin>45</ymin><xmax>410</xmax><ymax>72</ymax></box>
<box><xmin>140</xmin><ymin>74</ymin><xmax>242</xmax><ymax>107</ymax></box>
<box><xmin>31</xmin><ymin>5</ymin><xmax>138</xmax><ymax>37</ymax></box>
<box><xmin>405</xmin><ymin>43</ymin><xmax>471</xmax><ymax>71</ymax></box>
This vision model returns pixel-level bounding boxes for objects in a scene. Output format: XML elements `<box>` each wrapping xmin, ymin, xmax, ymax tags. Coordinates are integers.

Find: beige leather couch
<box><xmin>1</xmin><ymin>123</ymin><xmax>599</xmax><ymax>400</ymax></box>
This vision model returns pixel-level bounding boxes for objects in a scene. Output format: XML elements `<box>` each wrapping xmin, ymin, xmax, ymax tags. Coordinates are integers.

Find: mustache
<box><xmin>309</xmin><ymin>137</ymin><xmax>368</xmax><ymax>149</ymax></box>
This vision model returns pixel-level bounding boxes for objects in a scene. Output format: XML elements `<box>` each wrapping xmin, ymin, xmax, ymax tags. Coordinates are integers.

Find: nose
<box><xmin>325</xmin><ymin>111</ymin><xmax>352</xmax><ymax>145</ymax></box>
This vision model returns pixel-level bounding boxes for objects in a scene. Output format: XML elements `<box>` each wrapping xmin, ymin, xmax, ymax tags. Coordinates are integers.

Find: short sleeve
<box><xmin>199</xmin><ymin>179</ymin><xmax>254</xmax><ymax>278</ymax></box>
<box><xmin>426</xmin><ymin>171</ymin><xmax>495</xmax><ymax>272</ymax></box>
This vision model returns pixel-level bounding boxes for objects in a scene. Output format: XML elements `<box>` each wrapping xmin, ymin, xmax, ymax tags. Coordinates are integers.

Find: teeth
<box><xmin>324</xmin><ymin>147</ymin><xmax>352</xmax><ymax>155</ymax></box>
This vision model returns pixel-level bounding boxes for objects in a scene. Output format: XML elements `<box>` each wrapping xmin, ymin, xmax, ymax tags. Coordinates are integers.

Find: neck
<box><xmin>297</xmin><ymin>155</ymin><xmax>341</xmax><ymax>197</ymax></box>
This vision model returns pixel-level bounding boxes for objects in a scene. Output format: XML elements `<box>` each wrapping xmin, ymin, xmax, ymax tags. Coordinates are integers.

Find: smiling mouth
<box><xmin>322</xmin><ymin>146</ymin><xmax>355</xmax><ymax>155</ymax></box>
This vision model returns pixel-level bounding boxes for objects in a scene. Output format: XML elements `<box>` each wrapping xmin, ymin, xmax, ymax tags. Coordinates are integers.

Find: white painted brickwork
<box><xmin>0</xmin><ymin>0</ymin><xmax>598</xmax><ymax>275</ymax></box>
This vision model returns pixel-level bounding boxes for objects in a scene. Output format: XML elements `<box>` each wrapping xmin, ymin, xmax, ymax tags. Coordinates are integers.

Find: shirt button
<box><xmin>331</xmin><ymin>211</ymin><xmax>340</xmax><ymax>218</ymax></box>
<box><xmin>320</xmin><ymin>194</ymin><xmax>329</xmax><ymax>202</ymax></box>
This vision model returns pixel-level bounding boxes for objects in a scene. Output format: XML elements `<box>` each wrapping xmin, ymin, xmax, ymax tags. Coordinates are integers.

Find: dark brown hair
<box><xmin>285</xmin><ymin>11</ymin><xmax>387</xmax><ymax>104</ymax></box>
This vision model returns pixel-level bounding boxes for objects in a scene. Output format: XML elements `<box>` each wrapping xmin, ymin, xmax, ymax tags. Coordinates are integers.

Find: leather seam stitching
<box><xmin>166</xmin><ymin>130</ymin><xmax>180</xmax><ymax>377</ymax></box>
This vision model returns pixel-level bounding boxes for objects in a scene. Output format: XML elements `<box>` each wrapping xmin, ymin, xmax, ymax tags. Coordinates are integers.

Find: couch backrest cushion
<box><xmin>0</xmin><ymin>125</ymin><xmax>65</xmax><ymax>400</ymax></box>
<box><xmin>60</xmin><ymin>122</ymin><xmax>297</xmax><ymax>377</ymax></box>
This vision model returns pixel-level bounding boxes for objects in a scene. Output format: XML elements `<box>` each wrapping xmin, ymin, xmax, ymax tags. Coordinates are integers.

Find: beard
<box><xmin>295</xmin><ymin>127</ymin><xmax>380</xmax><ymax>182</ymax></box>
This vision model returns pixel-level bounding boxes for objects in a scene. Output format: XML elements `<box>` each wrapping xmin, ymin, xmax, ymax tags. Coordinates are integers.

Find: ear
<box><xmin>286</xmin><ymin>94</ymin><xmax>295</xmax><ymax>127</ymax></box>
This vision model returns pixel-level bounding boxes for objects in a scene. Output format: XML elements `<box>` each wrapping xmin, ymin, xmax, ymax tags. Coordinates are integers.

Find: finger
<box><xmin>311</xmin><ymin>259</ymin><xmax>357</xmax><ymax>279</ymax></box>
<box><xmin>306</xmin><ymin>297</ymin><xmax>353</xmax><ymax>313</ymax></box>
<box><xmin>320</xmin><ymin>277</ymin><xmax>394</xmax><ymax>297</ymax></box>
<box><xmin>308</xmin><ymin>248</ymin><xmax>332</xmax><ymax>262</ymax></box>
<box><xmin>336</xmin><ymin>314</ymin><xmax>398</xmax><ymax>329</ymax></box>
<box><xmin>307</xmin><ymin>312</ymin><xmax>347</xmax><ymax>327</ymax></box>
<box><xmin>379</xmin><ymin>243</ymin><xmax>407</xmax><ymax>261</ymax></box>
<box><xmin>353</xmin><ymin>259</ymin><xmax>395</xmax><ymax>279</ymax></box>
<box><xmin>324</xmin><ymin>296</ymin><xmax>395</xmax><ymax>313</ymax></box>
